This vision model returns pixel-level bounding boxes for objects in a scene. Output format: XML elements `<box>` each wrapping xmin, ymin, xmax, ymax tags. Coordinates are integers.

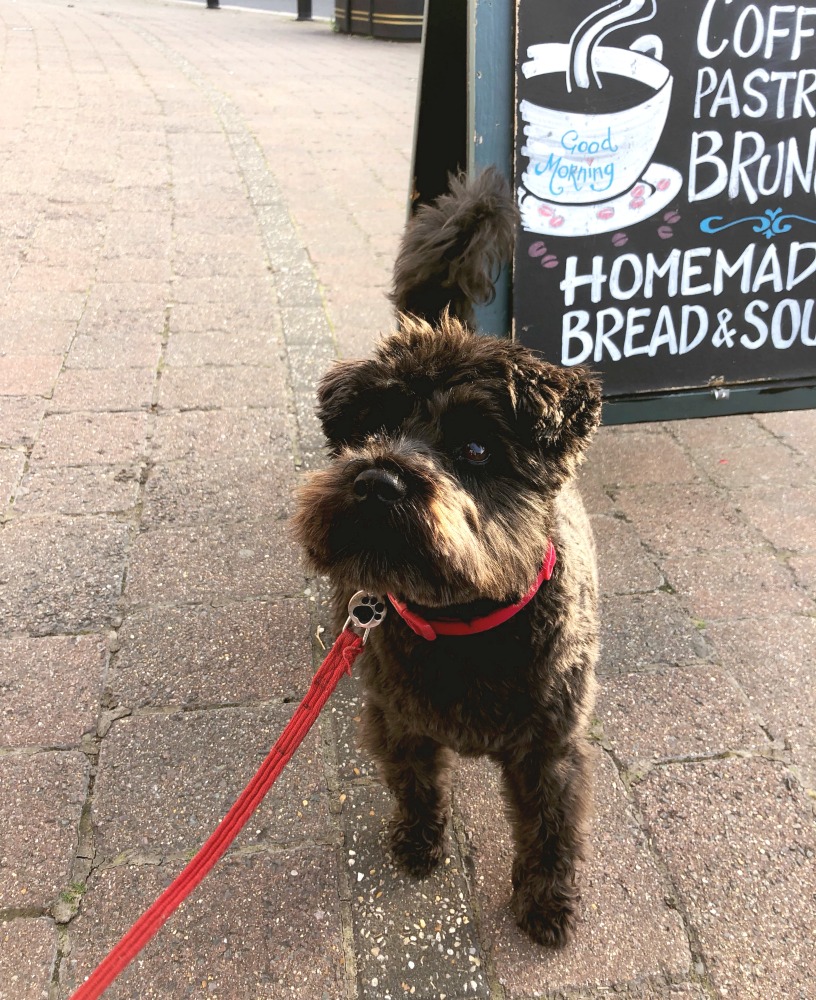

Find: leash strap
<box><xmin>69</xmin><ymin>627</ymin><xmax>364</xmax><ymax>1000</ymax></box>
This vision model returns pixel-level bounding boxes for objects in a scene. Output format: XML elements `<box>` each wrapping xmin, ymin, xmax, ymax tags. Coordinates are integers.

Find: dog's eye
<box><xmin>460</xmin><ymin>442</ymin><xmax>490</xmax><ymax>465</ymax></box>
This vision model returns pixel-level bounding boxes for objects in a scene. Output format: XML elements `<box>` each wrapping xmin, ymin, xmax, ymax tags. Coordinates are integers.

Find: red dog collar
<box><xmin>387</xmin><ymin>541</ymin><xmax>557</xmax><ymax>641</ymax></box>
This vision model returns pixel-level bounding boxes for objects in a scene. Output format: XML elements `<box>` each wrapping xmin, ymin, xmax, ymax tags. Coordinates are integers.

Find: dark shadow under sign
<box><xmin>513</xmin><ymin>0</ymin><xmax>816</xmax><ymax>417</ymax></box>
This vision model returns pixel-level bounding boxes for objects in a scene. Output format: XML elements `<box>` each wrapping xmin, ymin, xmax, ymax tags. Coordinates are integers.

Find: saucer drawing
<box><xmin>519</xmin><ymin>164</ymin><xmax>683</xmax><ymax>237</ymax></box>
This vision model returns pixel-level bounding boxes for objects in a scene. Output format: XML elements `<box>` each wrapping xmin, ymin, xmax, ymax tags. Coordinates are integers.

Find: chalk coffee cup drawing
<box><xmin>520</xmin><ymin>39</ymin><xmax>672</xmax><ymax>206</ymax></box>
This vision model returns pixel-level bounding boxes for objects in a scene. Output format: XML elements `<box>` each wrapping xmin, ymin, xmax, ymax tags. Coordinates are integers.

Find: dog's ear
<box><xmin>514</xmin><ymin>361</ymin><xmax>602</xmax><ymax>464</ymax></box>
<box><xmin>316</xmin><ymin>358</ymin><xmax>371</xmax><ymax>445</ymax></box>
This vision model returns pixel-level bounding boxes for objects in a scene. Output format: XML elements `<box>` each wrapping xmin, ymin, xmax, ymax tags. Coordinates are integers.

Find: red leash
<box><xmin>69</xmin><ymin>621</ymin><xmax>369</xmax><ymax>1000</ymax></box>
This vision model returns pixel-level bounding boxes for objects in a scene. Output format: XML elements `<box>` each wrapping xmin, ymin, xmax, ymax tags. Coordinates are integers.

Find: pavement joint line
<box><xmin>96</xmin><ymin>698</ymin><xmax>313</xmax><ymax>719</ymax></box>
<box><xmin>92</xmin><ymin>838</ymin><xmax>344</xmax><ymax>873</ymax></box>
<box><xmin>450</xmin><ymin>808</ymin><xmax>507</xmax><ymax>1000</ymax></box>
<box><xmin>615</xmin><ymin>746</ymin><xmax>796</xmax><ymax>788</ymax></box>
<box><xmin>596</xmin><ymin>742</ymin><xmax>717</xmax><ymax>999</ymax></box>
<box><xmin>0</xmin><ymin>745</ymin><xmax>93</xmax><ymax>760</ymax></box>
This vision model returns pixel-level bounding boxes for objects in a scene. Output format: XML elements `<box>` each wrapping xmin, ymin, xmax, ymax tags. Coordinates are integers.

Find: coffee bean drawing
<box><xmin>664</xmin><ymin>210</ymin><xmax>681</xmax><ymax>224</ymax></box>
<box><xmin>527</xmin><ymin>239</ymin><xmax>559</xmax><ymax>268</ymax></box>
<box><xmin>611</xmin><ymin>231</ymin><xmax>628</xmax><ymax>247</ymax></box>
<box><xmin>657</xmin><ymin>225</ymin><xmax>673</xmax><ymax>239</ymax></box>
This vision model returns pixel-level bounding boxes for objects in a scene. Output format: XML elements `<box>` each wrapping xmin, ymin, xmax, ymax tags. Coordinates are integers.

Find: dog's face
<box><xmin>293</xmin><ymin>316</ymin><xmax>601</xmax><ymax>607</ymax></box>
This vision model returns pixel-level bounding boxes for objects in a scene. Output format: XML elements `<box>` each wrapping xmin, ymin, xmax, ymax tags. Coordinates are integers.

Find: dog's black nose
<box><xmin>353</xmin><ymin>468</ymin><xmax>407</xmax><ymax>505</ymax></box>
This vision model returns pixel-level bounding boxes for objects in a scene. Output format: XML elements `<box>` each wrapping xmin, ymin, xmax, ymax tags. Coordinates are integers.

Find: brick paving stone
<box><xmin>789</xmin><ymin>552</ymin><xmax>816</xmax><ymax>598</ymax></box>
<box><xmin>616</xmin><ymin>483</ymin><xmax>763</xmax><ymax>556</ymax></box>
<box><xmin>755</xmin><ymin>409</ymin><xmax>816</xmax><ymax>466</ymax></box>
<box><xmin>0</xmin><ymin>356</ymin><xmax>62</xmax><ymax>397</ymax></box>
<box><xmin>95</xmin><ymin>257</ymin><xmax>173</xmax><ymax>286</ymax></box>
<box><xmin>164</xmin><ymin>330</ymin><xmax>284</xmax><ymax>367</ymax></box>
<box><xmin>599</xmin><ymin>593</ymin><xmax>709</xmax><ymax>673</ymax></box>
<box><xmin>158</xmin><ymin>366</ymin><xmax>288</xmax><ymax>411</ymax></box>
<box><xmin>125</xmin><ymin>521</ymin><xmax>304</xmax><ymax>605</ymax></box>
<box><xmin>341</xmin><ymin>783</ymin><xmax>489</xmax><ymax>1000</ymax></box>
<box><xmin>92</xmin><ymin>707</ymin><xmax>332</xmax><ymax>861</ymax></box>
<box><xmin>62</xmin><ymin>848</ymin><xmax>345</xmax><ymax>1000</ymax></box>
<box><xmin>455</xmin><ymin>751</ymin><xmax>691</xmax><ymax>996</ymax></box>
<box><xmin>65</xmin><ymin>332</ymin><xmax>162</xmax><ymax>371</ymax></box>
<box><xmin>100</xmin><ymin>237</ymin><xmax>170</xmax><ymax>265</ymax></box>
<box><xmin>0</xmin><ymin>917</ymin><xmax>57</xmax><ymax>1000</ymax></box>
<box><xmin>0</xmin><ymin>321</ymin><xmax>75</xmax><ymax>357</ymax></box>
<box><xmin>581</xmin><ymin>428</ymin><xmax>700</xmax><ymax>491</ymax></box>
<box><xmin>0</xmin><ymin>397</ymin><xmax>45</xmax><ymax>448</ymax></box>
<box><xmin>141</xmin><ymin>456</ymin><xmax>294</xmax><ymax>526</ymax></box>
<box><xmin>672</xmin><ymin>414</ymin><xmax>812</xmax><ymax>488</ymax></box>
<box><xmin>169</xmin><ymin>293</ymin><xmax>278</xmax><ymax>330</ymax></box>
<box><xmin>85</xmin><ymin>282</ymin><xmax>168</xmax><ymax>316</ymax></box>
<box><xmin>5</xmin><ymin>291</ymin><xmax>86</xmax><ymax>326</ymax></box>
<box><xmin>0</xmin><ymin>751</ymin><xmax>89</xmax><ymax>908</ymax></box>
<box><xmin>598</xmin><ymin>667</ymin><xmax>766</xmax><ymax>766</ymax></box>
<box><xmin>172</xmin><ymin>212</ymin><xmax>262</xmax><ymax>241</ymax></box>
<box><xmin>662</xmin><ymin>548</ymin><xmax>811</xmax><ymax>622</ymax></box>
<box><xmin>704</xmin><ymin>616</ymin><xmax>816</xmax><ymax>779</ymax></box>
<box><xmin>733</xmin><ymin>484</ymin><xmax>816</xmax><ymax>553</ymax></box>
<box><xmin>0</xmin><ymin>516</ymin><xmax>128</xmax><ymax>635</ymax></box>
<box><xmin>30</xmin><ymin>412</ymin><xmax>148</xmax><ymax>467</ymax></box>
<box><xmin>635</xmin><ymin>757</ymin><xmax>816</xmax><ymax>1000</ymax></box>
<box><xmin>11</xmin><ymin>264</ymin><xmax>88</xmax><ymax>294</ymax></box>
<box><xmin>575</xmin><ymin>464</ymin><xmax>616</xmax><ymax>515</ymax></box>
<box><xmin>173</xmin><ymin>274</ymin><xmax>274</xmax><ymax>304</ymax></box>
<box><xmin>329</xmin><ymin>674</ymin><xmax>379</xmax><ymax>784</ymax></box>
<box><xmin>593</xmin><ymin>514</ymin><xmax>663</xmax><ymax>595</ymax></box>
<box><xmin>13</xmin><ymin>465</ymin><xmax>141</xmax><ymax>517</ymax></box>
<box><xmin>689</xmin><ymin>442</ymin><xmax>812</xmax><ymax>489</ymax></box>
<box><xmin>758</xmin><ymin>408</ymin><xmax>816</xmax><ymax>441</ymax></box>
<box><xmin>150</xmin><ymin>409</ymin><xmax>292</xmax><ymax>463</ymax></box>
<box><xmin>109</xmin><ymin>599</ymin><xmax>314</xmax><ymax>708</ymax></box>
<box><xmin>48</xmin><ymin>369</ymin><xmax>155</xmax><ymax>413</ymax></box>
<box><xmin>0</xmin><ymin>636</ymin><xmax>104</xmax><ymax>748</ymax></box>
<box><xmin>670</xmin><ymin>414</ymin><xmax>767</xmax><ymax>451</ymax></box>
<box><xmin>174</xmin><ymin>243</ymin><xmax>268</xmax><ymax>281</ymax></box>
<box><xmin>0</xmin><ymin>449</ymin><xmax>25</xmax><ymax>510</ymax></box>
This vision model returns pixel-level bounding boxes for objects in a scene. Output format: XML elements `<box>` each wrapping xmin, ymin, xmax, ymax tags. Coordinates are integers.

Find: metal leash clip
<box><xmin>345</xmin><ymin>591</ymin><xmax>387</xmax><ymax>644</ymax></box>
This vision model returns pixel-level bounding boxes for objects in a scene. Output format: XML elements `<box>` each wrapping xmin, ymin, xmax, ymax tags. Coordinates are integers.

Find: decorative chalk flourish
<box><xmin>701</xmin><ymin>207</ymin><xmax>816</xmax><ymax>240</ymax></box>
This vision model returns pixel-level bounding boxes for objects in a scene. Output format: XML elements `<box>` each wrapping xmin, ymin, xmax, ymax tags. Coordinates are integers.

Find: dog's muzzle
<box><xmin>352</xmin><ymin>467</ymin><xmax>408</xmax><ymax>506</ymax></box>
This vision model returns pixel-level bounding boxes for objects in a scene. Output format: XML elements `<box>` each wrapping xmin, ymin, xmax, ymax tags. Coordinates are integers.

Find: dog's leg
<box><xmin>498</xmin><ymin>738</ymin><xmax>592</xmax><ymax>948</ymax></box>
<box><xmin>361</xmin><ymin>702</ymin><xmax>454</xmax><ymax>878</ymax></box>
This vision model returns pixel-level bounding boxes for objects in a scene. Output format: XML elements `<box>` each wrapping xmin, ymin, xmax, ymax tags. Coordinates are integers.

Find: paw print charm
<box><xmin>346</xmin><ymin>591</ymin><xmax>387</xmax><ymax>640</ymax></box>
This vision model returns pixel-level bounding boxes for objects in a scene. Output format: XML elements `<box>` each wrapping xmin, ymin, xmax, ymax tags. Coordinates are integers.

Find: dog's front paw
<box><xmin>511</xmin><ymin>882</ymin><xmax>578</xmax><ymax>949</ymax></box>
<box><xmin>389</xmin><ymin>818</ymin><xmax>445</xmax><ymax>879</ymax></box>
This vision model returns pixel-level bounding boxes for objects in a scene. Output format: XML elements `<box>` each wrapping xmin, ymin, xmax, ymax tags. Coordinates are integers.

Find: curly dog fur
<box><xmin>293</xmin><ymin>168</ymin><xmax>601</xmax><ymax>948</ymax></box>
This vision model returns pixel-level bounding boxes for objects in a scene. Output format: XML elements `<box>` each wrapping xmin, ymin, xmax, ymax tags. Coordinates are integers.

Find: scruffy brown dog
<box><xmin>294</xmin><ymin>169</ymin><xmax>601</xmax><ymax>948</ymax></box>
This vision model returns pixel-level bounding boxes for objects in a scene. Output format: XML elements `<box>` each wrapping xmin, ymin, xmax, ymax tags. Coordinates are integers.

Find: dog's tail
<box><xmin>389</xmin><ymin>167</ymin><xmax>516</xmax><ymax>328</ymax></box>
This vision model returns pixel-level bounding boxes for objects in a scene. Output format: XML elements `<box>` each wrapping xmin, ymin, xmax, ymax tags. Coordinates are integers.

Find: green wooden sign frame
<box><xmin>411</xmin><ymin>0</ymin><xmax>816</xmax><ymax>424</ymax></box>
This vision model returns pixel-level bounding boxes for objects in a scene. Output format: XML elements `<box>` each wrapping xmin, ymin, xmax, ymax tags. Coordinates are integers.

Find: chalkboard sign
<box><xmin>514</xmin><ymin>0</ymin><xmax>816</xmax><ymax>406</ymax></box>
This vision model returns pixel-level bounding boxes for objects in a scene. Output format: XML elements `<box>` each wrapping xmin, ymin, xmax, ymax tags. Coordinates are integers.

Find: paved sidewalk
<box><xmin>1</xmin><ymin>2</ymin><xmax>814</xmax><ymax>999</ymax></box>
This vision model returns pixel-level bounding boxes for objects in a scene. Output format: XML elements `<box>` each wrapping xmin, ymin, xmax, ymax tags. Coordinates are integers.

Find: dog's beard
<box><xmin>293</xmin><ymin>443</ymin><xmax>551</xmax><ymax>608</ymax></box>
